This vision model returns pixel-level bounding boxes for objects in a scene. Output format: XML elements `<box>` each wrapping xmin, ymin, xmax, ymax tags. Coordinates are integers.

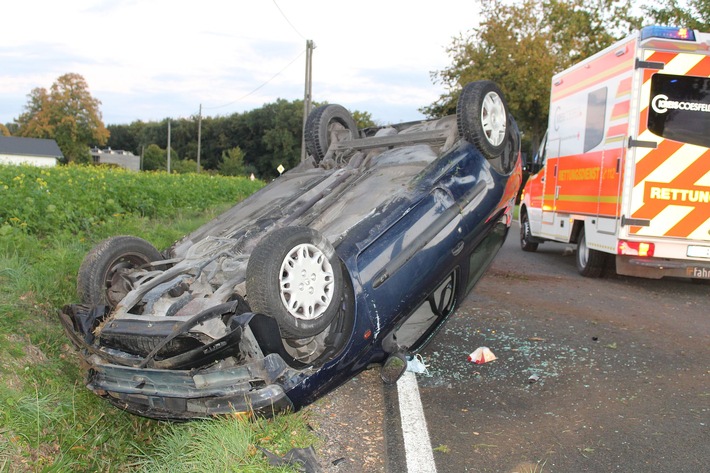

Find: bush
<box><xmin>0</xmin><ymin>164</ymin><xmax>264</xmax><ymax>238</ymax></box>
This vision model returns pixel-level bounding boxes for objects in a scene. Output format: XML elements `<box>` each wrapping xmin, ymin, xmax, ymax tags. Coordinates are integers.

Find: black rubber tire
<box><xmin>77</xmin><ymin>236</ymin><xmax>163</xmax><ymax>307</ymax></box>
<box><xmin>304</xmin><ymin>104</ymin><xmax>358</xmax><ymax>163</ymax></box>
<box><xmin>576</xmin><ymin>228</ymin><xmax>606</xmax><ymax>278</ymax></box>
<box><xmin>246</xmin><ymin>226</ymin><xmax>344</xmax><ymax>339</ymax></box>
<box><xmin>499</xmin><ymin>116</ymin><xmax>521</xmax><ymax>175</ymax></box>
<box><xmin>457</xmin><ymin>81</ymin><xmax>509</xmax><ymax>160</ymax></box>
<box><xmin>520</xmin><ymin>210</ymin><xmax>539</xmax><ymax>252</ymax></box>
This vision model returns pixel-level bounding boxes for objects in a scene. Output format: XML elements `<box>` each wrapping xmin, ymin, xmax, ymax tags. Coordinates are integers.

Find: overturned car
<box><xmin>60</xmin><ymin>81</ymin><xmax>522</xmax><ymax>420</ymax></box>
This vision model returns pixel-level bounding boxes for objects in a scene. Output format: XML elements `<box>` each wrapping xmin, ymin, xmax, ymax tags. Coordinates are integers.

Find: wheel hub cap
<box><xmin>279</xmin><ymin>243</ymin><xmax>334</xmax><ymax>320</ymax></box>
<box><xmin>481</xmin><ymin>91</ymin><xmax>506</xmax><ymax>146</ymax></box>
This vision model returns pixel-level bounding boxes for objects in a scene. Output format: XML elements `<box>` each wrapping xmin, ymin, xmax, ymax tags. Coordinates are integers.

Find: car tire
<box><xmin>576</xmin><ymin>228</ymin><xmax>606</xmax><ymax>277</ymax></box>
<box><xmin>457</xmin><ymin>81</ymin><xmax>509</xmax><ymax>160</ymax></box>
<box><xmin>520</xmin><ymin>210</ymin><xmax>539</xmax><ymax>252</ymax></box>
<box><xmin>77</xmin><ymin>236</ymin><xmax>163</xmax><ymax>307</ymax></box>
<box><xmin>246</xmin><ymin>226</ymin><xmax>344</xmax><ymax>339</ymax></box>
<box><xmin>304</xmin><ymin>104</ymin><xmax>359</xmax><ymax>163</ymax></box>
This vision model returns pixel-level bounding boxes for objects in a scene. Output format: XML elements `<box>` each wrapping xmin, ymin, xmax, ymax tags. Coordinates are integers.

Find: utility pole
<box><xmin>167</xmin><ymin>119</ymin><xmax>171</xmax><ymax>173</ymax></box>
<box><xmin>301</xmin><ymin>39</ymin><xmax>315</xmax><ymax>162</ymax></box>
<box><xmin>197</xmin><ymin>104</ymin><xmax>202</xmax><ymax>173</ymax></box>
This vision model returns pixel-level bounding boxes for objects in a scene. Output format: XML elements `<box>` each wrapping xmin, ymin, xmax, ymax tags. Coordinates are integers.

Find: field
<box><xmin>0</xmin><ymin>165</ymin><xmax>316</xmax><ymax>472</ymax></box>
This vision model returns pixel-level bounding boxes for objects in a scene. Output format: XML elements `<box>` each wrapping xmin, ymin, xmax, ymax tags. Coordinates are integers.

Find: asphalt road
<box><xmin>311</xmin><ymin>224</ymin><xmax>710</xmax><ymax>473</ymax></box>
<box><xmin>309</xmin><ymin>222</ymin><xmax>708</xmax><ymax>472</ymax></box>
<box><xmin>415</xmin><ymin>222</ymin><xmax>709</xmax><ymax>472</ymax></box>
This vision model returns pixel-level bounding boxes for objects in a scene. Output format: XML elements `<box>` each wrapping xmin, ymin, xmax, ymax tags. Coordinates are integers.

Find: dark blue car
<box><xmin>60</xmin><ymin>81</ymin><xmax>522</xmax><ymax>420</ymax></box>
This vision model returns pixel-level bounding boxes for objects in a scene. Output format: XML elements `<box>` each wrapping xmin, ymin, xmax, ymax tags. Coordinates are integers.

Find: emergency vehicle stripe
<box><xmin>607</xmin><ymin>124</ymin><xmax>628</xmax><ymax>137</ymax></box>
<box><xmin>633</xmin><ymin>140</ymin><xmax>684</xmax><ymax>185</ymax></box>
<box><xmin>645</xmin><ymin>51</ymin><xmax>678</xmax><ymax>68</ymax></box>
<box><xmin>669</xmin><ymin>205</ymin><xmax>710</xmax><ymax>238</ymax></box>
<box><xmin>638</xmin><ymin>106</ymin><xmax>649</xmax><ymax>134</ymax></box>
<box><xmin>688</xmin><ymin>57</ymin><xmax>710</xmax><ymax>76</ymax></box>
<box><xmin>632</xmin><ymin>148</ymin><xmax>710</xmax><ymax>237</ymax></box>
<box><xmin>616</xmin><ymin>77</ymin><xmax>632</xmax><ymax>97</ymax></box>
<box><xmin>551</xmin><ymin>40</ymin><xmax>636</xmax><ymax>102</ymax></box>
<box><xmin>631</xmin><ymin>49</ymin><xmax>710</xmax><ymax>239</ymax></box>
<box><xmin>611</xmin><ymin>100</ymin><xmax>630</xmax><ymax>120</ymax></box>
<box><xmin>665</xmin><ymin>52</ymin><xmax>706</xmax><ymax>78</ymax></box>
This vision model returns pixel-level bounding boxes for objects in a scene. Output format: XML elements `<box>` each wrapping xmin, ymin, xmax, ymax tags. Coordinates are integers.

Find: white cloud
<box><xmin>0</xmin><ymin>0</ymin><xmax>479</xmax><ymax>124</ymax></box>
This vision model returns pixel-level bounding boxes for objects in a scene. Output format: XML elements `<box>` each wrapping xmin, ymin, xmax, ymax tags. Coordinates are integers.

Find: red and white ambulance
<box><xmin>519</xmin><ymin>26</ymin><xmax>710</xmax><ymax>279</ymax></box>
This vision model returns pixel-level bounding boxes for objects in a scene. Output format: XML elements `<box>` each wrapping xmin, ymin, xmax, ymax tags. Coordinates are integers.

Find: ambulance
<box><xmin>519</xmin><ymin>25</ymin><xmax>710</xmax><ymax>280</ymax></box>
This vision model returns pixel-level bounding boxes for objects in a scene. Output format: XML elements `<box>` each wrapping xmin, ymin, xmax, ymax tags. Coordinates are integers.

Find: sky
<box><xmin>1</xmin><ymin>0</ymin><xmax>481</xmax><ymax>127</ymax></box>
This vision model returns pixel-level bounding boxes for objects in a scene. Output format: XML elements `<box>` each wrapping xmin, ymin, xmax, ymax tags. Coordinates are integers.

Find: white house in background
<box><xmin>0</xmin><ymin>136</ymin><xmax>63</xmax><ymax>167</ymax></box>
<box><xmin>90</xmin><ymin>147</ymin><xmax>140</xmax><ymax>171</ymax></box>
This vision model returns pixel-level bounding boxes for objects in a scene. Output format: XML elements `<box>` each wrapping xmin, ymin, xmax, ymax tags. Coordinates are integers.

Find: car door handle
<box><xmin>452</xmin><ymin>240</ymin><xmax>464</xmax><ymax>256</ymax></box>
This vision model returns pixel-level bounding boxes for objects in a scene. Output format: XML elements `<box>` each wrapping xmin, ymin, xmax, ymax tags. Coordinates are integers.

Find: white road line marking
<box><xmin>397</xmin><ymin>370</ymin><xmax>437</xmax><ymax>473</ymax></box>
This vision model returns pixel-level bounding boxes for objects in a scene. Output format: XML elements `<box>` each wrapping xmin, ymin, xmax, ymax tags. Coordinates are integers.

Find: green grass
<box><xmin>131</xmin><ymin>414</ymin><xmax>314</xmax><ymax>473</ymax></box>
<box><xmin>0</xmin><ymin>164</ymin><xmax>317</xmax><ymax>472</ymax></box>
<box><xmin>0</xmin><ymin>164</ymin><xmax>263</xmax><ymax>238</ymax></box>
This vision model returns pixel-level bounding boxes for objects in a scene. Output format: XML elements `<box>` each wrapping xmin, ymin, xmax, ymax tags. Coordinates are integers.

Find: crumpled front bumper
<box><xmin>59</xmin><ymin>304</ymin><xmax>301</xmax><ymax>420</ymax></box>
<box><xmin>85</xmin><ymin>353</ymin><xmax>294</xmax><ymax>420</ymax></box>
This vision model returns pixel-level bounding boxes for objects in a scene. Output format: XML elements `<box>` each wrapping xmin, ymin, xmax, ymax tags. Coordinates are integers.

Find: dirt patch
<box><xmin>306</xmin><ymin>369</ymin><xmax>386</xmax><ymax>472</ymax></box>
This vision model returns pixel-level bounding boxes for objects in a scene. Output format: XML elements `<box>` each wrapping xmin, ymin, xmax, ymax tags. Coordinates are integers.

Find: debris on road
<box><xmin>467</xmin><ymin>346</ymin><xmax>497</xmax><ymax>364</ymax></box>
<box><xmin>406</xmin><ymin>354</ymin><xmax>429</xmax><ymax>374</ymax></box>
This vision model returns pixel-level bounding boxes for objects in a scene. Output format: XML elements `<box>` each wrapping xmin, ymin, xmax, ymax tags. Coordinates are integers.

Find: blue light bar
<box><xmin>641</xmin><ymin>26</ymin><xmax>696</xmax><ymax>42</ymax></box>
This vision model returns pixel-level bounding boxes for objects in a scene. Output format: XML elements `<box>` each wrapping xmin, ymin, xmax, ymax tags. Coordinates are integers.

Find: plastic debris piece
<box><xmin>259</xmin><ymin>446</ymin><xmax>323</xmax><ymax>473</ymax></box>
<box><xmin>528</xmin><ymin>374</ymin><xmax>540</xmax><ymax>384</ymax></box>
<box><xmin>406</xmin><ymin>354</ymin><xmax>429</xmax><ymax>374</ymax></box>
<box><xmin>467</xmin><ymin>346</ymin><xmax>497</xmax><ymax>364</ymax></box>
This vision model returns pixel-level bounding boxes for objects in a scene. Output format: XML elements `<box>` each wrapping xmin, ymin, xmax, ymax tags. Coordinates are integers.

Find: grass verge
<box><xmin>0</xmin><ymin>168</ymin><xmax>318</xmax><ymax>472</ymax></box>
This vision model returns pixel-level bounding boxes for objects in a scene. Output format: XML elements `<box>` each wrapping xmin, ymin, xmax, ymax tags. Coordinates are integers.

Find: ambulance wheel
<box><xmin>576</xmin><ymin>228</ymin><xmax>606</xmax><ymax>278</ymax></box>
<box><xmin>457</xmin><ymin>81</ymin><xmax>509</xmax><ymax>160</ymax></box>
<box><xmin>520</xmin><ymin>211</ymin><xmax>538</xmax><ymax>252</ymax></box>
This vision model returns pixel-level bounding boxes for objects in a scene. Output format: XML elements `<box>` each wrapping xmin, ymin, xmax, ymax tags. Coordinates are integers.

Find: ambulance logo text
<box><xmin>651</xmin><ymin>94</ymin><xmax>710</xmax><ymax>114</ymax></box>
<box><xmin>646</xmin><ymin>182</ymin><xmax>710</xmax><ymax>204</ymax></box>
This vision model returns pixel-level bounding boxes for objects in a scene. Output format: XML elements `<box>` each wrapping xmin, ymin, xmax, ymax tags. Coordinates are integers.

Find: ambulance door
<box><xmin>524</xmin><ymin>132</ymin><xmax>547</xmax><ymax>236</ymax></box>
<box><xmin>626</xmin><ymin>48</ymin><xmax>710</xmax><ymax>243</ymax></box>
<box><xmin>540</xmin><ymin>138</ymin><xmax>560</xmax><ymax>238</ymax></box>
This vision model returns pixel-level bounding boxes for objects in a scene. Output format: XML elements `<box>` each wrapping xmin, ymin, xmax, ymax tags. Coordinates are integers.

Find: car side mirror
<box><xmin>380</xmin><ymin>352</ymin><xmax>407</xmax><ymax>385</ymax></box>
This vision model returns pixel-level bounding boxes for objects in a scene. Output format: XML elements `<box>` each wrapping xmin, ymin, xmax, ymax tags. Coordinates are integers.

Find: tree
<box><xmin>0</xmin><ymin>124</ymin><xmax>10</xmax><ymax>137</ymax></box>
<box><xmin>142</xmin><ymin>144</ymin><xmax>166</xmax><ymax>171</ymax></box>
<box><xmin>171</xmin><ymin>158</ymin><xmax>198</xmax><ymax>174</ymax></box>
<box><xmin>97</xmin><ymin>98</ymin><xmax>379</xmax><ymax>178</ymax></box>
<box><xmin>16</xmin><ymin>73</ymin><xmax>109</xmax><ymax>163</ymax></box>
<box><xmin>423</xmin><ymin>0</ymin><xmax>640</xmax><ymax>152</ymax></box>
<box><xmin>644</xmin><ymin>0</ymin><xmax>710</xmax><ymax>30</ymax></box>
<box><xmin>352</xmin><ymin>110</ymin><xmax>376</xmax><ymax>129</ymax></box>
<box><xmin>218</xmin><ymin>146</ymin><xmax>246</xmax><ymax>176</ymax></box>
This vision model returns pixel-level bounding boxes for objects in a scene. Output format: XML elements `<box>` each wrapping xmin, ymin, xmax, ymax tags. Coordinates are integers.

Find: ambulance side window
<box><xmin>648</xmin><ymin>73</ymin><xmax>710</xmax><ymax>149</ymax></box>
<box><xmin>584</xmin><ymin>87</ymin><xmax>608</xmax><ymax>152</ymax></box>
<box><xmin>529</xmin><ymin>132</ymin><xmax>547</xmax><ymax>173</ymax></box>
<box><xmin>538</xmin><ymin>134</ymin><xmax>547</xmax><ymax>165</ymax></box>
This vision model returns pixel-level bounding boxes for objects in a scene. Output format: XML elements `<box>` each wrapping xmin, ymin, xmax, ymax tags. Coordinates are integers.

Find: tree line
<box><xmin>4</xmin><ymin>0</ymin><xmax>705</xmax><ymax>175</ymax></box>
<box><xmin>3</xmin><ymin>82</ymin><xmax>373</xmax><ymax>179</ymax></box>
<box><xmin>421</xmin><ymin>0</ymin><xmax>709</xmax><ymax>155</ymax></box>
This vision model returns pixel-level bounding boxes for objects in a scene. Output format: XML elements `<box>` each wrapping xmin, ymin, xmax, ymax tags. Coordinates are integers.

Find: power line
<box><xmin>202</xmin><ymin>48</ymin><xmax>306</xmax><ymax>111</ymax></box>
<box><xmin>200</xmin><ymin>2</ymin><xmax>308</xmax><ymax>113</ymax></box>
<box><xmin>272</xmin><ymin>0</ymin><xmax>307</xmax><ymax>41</ymax></box>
